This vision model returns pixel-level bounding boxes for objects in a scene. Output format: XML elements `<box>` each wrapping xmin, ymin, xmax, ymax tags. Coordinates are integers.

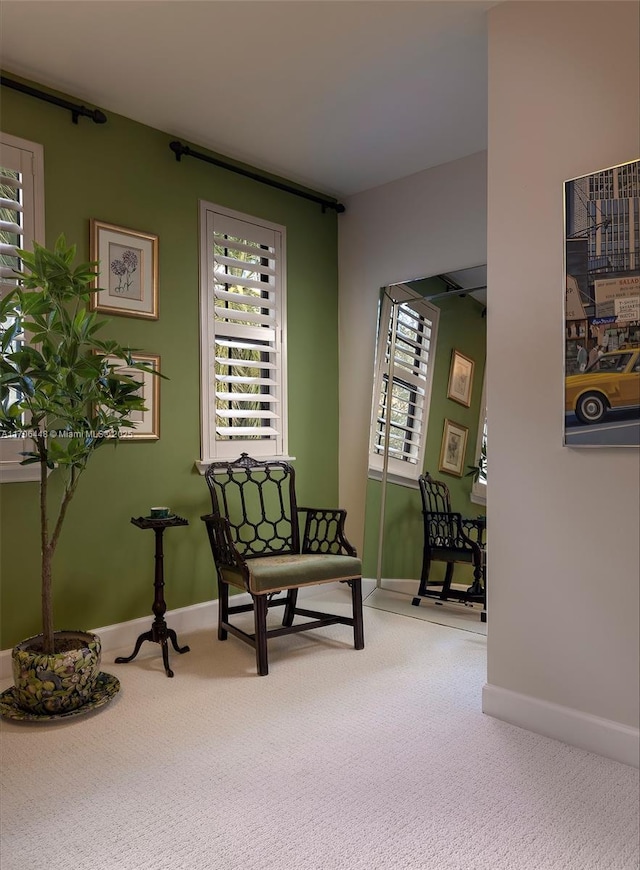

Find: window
<box><xmin>369</xmin><ymin>285</ymin><xmax>439</xmax><ymax>484</ymax></box>
<box><xmin>0</xmin><ymin>133</ymin><xmax>45</xmax><ymax>483</ymax></box>
<box><xmin>471</xmin><ymin>371</ymin><xmax>487</xmax><ymax>506</ymax></box>
<box><xmin>198</xmin><ymin>202</ymin><xmax>287</xmax><ymax>466</ymax></box>
<box><xmin>591</xmin><ymin>352</ymin><xmax>632</xmax><ymax>372</ymax></box>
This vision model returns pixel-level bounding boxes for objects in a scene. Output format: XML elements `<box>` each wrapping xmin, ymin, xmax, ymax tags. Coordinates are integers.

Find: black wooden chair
<box><xmin>202</xmin><ymin>453</ymin><xmax>364</xmax><ymax>675</ymax></box>
<box><xmin>411</xmin><ymin>472</ymin><xmax>487</xmax><ymax>621</ymax></box>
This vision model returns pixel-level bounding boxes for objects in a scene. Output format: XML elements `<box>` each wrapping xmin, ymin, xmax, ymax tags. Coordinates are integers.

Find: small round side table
<box><xmin>115</xmin><ymin>515</ymin><xmax>191</xmax><ymax>677</ymax></box>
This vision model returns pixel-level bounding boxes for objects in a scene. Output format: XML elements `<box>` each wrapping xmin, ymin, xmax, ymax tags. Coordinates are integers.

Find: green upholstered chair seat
<box><xmin>221</xmin><ymin>553</ymin><xmax>362</xmax><ymax>595</ymax></box>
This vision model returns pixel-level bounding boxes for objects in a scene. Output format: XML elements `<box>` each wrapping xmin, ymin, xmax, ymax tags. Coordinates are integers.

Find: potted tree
<box><xmin>0</xmin><ymin>235</ymin><xmax>155</xmax><ymax>716</ymax></box>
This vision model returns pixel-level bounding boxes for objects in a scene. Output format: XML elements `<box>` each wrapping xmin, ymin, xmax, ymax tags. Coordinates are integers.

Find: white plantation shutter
<box><xmin>0</xmin><ymin>174</ymin><xmax>24</xmax><ymax>285</ymax></box>
<box><xmin>369</xmin><ymin>285</ymin><xmax>439</xmax><ymax>481</ymax></box>
<box><xmin>0</xmin><ymin>133</ymin><xmax>45</xmax><ymax>482</ymax></box>
<box><xmin>199</xmin><ymin>202</ymin><xmax>287</xmax><ymax>461</ymax></box>
<box><xmin>0</xmin><ymin>137</ymin><xmax>42</xmax><ymax>296</ymax></box>
<box><xmin>471</xmin><ymin>372</ymin><xmax>487</xmax><ymax>505</ymax></box>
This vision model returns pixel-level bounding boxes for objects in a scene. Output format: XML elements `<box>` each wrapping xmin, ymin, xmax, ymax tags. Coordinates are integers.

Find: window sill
<box><xmin>470</xmin><ymin>484</ymin><xmax>487</xmax><ymax>506</ymax></box>
<box><xmin>367</xmin><ymin>467</ymin><xmax>420</xmax><ymax>490</ymax></box>
<box><xmin>195</xmin><ymin>457</ymin><xmax>297</xmax><ymax>475</ymax></box>
<box><xmin>0</xmin><ymin>462</ymin><xmax>41</xmax><ymax>484</ymax></box>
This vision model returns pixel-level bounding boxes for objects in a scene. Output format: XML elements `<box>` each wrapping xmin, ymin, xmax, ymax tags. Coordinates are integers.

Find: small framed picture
<box><xmin>90</xmin><ymin>220</ymin><xmax>158</xmax><ymax>319</ymax></box>
<box><xmin>447</xmin><ymin>349</ymin><xmax>475</xmax><ymax>407</ymax></box>
<box><xmin>439</xmin><ymin>419</ymin><xmax>469</xmax><ymax>477</ymax></box>
<box><xmin>102</xmin><ymin>353</ymin><xmax>160</xmax><ymax>440</ymax></box>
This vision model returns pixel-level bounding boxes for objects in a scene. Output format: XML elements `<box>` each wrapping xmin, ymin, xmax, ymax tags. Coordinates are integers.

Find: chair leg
<box><xmin>218</xmin><ymin>577</ymin><xmax>229</xmax><ymax>641</ymax></box>
<box><xmin>480</xmin><ymin>563</ymin><xmax>487</xmax><ymax>621</ymax></box>
<box><xmin>350</xmin><ymin>579</ymin><xmax>365</xmax><ymax>650</ymax></box>
<box><xmin>282</xmin><ymin>588</ymin><xmax>298</xmax><ymax>627</ymax></box>
<box><xmin>418</xmin><ymin>553</ymin><xmax>431</xmax><ymax>596</ymax></box>
<box><xmin>467</xmin><ymin>559</ymin><xmax>484</xmax><ymax>597</ymax></box>
<box><xmin>440</xmin><ymin>563</ymin><xmax>454</xmax><ymax>600</ymax></box>
<box><xmin>413</xmin><ymin>554</ymin><xmax>432</xmax><ymax>606</ymax></box>
<box><xmin>253</xmin><ymin>594</ymin><xmax>269</xmax><ymax>676</ymax></box>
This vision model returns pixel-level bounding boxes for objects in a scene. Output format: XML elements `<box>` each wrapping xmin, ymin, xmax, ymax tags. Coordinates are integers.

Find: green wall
<box><xmin>363</xmin><ymin>291</ymin><xmax>486</xmax><ymax>582</ymax></box>
<box><xmin>0</xmin><ymin>77</ymin><xmax>340</xmax><ymax>648</ymax></box>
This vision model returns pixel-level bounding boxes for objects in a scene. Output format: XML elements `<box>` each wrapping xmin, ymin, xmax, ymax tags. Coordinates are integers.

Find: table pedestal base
<box><xmin>119</xmin><ymin>515</ymin><xmax>191</xmax><ymax>677</ymax></box>
<box><xmin>115</xmin><ymin>620</ymin><xmax>190</xmax><ymax>678</ymax></box>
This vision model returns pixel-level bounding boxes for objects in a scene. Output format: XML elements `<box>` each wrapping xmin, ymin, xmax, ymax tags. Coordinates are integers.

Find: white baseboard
<box><xmin>360</xmin><ymin>577</ymin><xmax>377</xmax><ymax>598</ymax></box>
<box><xmin>0</xmin><ymin>580</ymin><xmax>374</xmax><ymax>681</ymax></box>
<box><xmin>0</xmin><ymin>599</ymin><xmax>219</xmax><ymax>682</ymax></box>
<box><xmin>483</xmin><ymin>682</ymin><xmax>639</xmax><ymax>769</ymax></box>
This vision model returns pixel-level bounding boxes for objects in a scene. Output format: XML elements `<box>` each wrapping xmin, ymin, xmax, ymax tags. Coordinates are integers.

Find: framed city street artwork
<box><xmin>564</xmin><ymin>160</ymin><xmax>640</xmax><ymax>447</ymax></box>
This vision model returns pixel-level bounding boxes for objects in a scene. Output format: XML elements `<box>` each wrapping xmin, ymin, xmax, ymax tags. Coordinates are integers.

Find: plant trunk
<box><xmin>40</xmin><ymin>450</ymin><xmax>54</xmax><ymax>654</ymax></box>
<box><xmin>41</xmin><ymin>546</ymin><xmax>54</xmax><ymax>654</ymax></box>
<box><xmin>40</xmin><ymin>458</ymin><xmax>81</xmax><ymax>655</ymax></box>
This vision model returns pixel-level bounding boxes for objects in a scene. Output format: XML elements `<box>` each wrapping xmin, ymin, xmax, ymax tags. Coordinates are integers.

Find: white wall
<box><xmin>484</xmin><ymin>1</ymin><xmax>639</xmax><ymax>765</ymax></box>
<box><xmin>338</xmin><ymin>0</ymin><xmax>639</xmax><ymax>767</ymax></box>
<box><xmin>338</xmin><ymin>151</ymin><xmax>487</xmax><ymax>552</ymax></box>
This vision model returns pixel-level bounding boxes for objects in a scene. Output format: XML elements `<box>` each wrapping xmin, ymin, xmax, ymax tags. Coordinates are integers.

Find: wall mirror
<box><xmin>362</xmin><ymin>264</ymin><xmax>487</xmax><ymax>618</ymax></box>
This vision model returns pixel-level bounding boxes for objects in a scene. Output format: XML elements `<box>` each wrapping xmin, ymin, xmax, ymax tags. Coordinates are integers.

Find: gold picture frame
<box><xmin>438</xmin><ymin>418</ymin><xmax>469</xmax><ymax>477</ymax></box>
<box><xmin>101</xmin><ymin>353</ymin><xmax>160</xmax><ymax>441</ymax></box>
<box><xmin>90</xmin><ymin>220</ymin><xmax>158</xmax><ymax>319</ymax></box>
<box><xmin>447</xmin><ymin>349</ymin><xmax>475</xmax><ymax>407</ymax></box>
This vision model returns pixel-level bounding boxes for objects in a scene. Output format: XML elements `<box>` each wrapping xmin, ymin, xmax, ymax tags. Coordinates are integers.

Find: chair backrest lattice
<box><xmin>205</xmin><ymin>453</ymin><xmax>299</xmax><ymax>559</ymax></box>
<box><xmin>419</xmin><ymin>473</ymin><xmax>456</xmax><ymax>546</ymax></box>
<box><xmin>419</xmin><ymin>472</ymin><xmax>452</xmax><ymax>515</ymax></box>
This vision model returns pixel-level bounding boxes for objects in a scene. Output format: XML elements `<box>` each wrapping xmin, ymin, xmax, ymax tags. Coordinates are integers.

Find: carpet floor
<box><xmin>364</xmin><ymin>582</ymin><xmax>487</xmax><ymax>636</ymax></box>
<box><xmin>1</xmin><ymin>585</ymin><xmax>637</xmax><ymax>870</ymax></box>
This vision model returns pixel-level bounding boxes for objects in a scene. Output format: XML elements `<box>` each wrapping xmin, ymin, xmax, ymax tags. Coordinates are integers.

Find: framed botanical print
<box><xmin>447</xmin><ymin>349</ymin><xmax>475</xmax><ymax>407</ymax></box>
<box><xmin>90</xmin><ymin>220</ymin><xmax>158</xmax><ymax>319</ymax></box>
<box><xmin>101</xmin><ymin>353</ymin><xmax>160</xmax><ymax>440</ymax></box>
<box><xmin>439</xmin><ymin>419</ymin><xmax>468</xmax><ymax>477</ymax></box>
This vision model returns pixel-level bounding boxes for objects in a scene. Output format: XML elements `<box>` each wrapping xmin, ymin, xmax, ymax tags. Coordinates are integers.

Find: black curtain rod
<box><xmin>169</xmin><ymin>140</ymin><xmax>345</xmax><ymax>214</ymax></box>
<box><xmin>1</xmin><ymin>76</ymin><xmax>107</xmax><ymax>125</ymax></box>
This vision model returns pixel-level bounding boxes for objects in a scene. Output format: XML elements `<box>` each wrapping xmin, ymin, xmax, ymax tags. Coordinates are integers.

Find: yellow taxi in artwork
<box><xmin>565</xmin><ymin>346</ymin><xmax>640</xmax><ymax>424</ymax></box>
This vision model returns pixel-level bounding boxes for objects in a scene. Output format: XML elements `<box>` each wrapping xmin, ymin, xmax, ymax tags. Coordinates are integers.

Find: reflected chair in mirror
<box><xmin>412</xmin><ymin>472</ymin><xmax>486</xmax><ymax>622</ymax></box>
<box><xmin>202</xmin><ymin>453</ymin><xmax>365</xmax><ymax>675</ymax></box>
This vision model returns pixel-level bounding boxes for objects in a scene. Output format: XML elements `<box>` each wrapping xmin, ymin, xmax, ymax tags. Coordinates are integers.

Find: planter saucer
<box><xmin>0</xmin><ymin>672</ymin><xmax>120</xmax><ymax>722</ymax></box>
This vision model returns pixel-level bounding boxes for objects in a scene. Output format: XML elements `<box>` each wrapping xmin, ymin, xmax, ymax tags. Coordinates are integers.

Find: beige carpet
<box><xmin>365</xmin><ymin>580</ymin><xmax>487</xmax><ymax>636</ymax></box>
<box><xmin>1</xmin><ymin>584</ymin><xmax>637</xmax><ymax>870</ymax></box>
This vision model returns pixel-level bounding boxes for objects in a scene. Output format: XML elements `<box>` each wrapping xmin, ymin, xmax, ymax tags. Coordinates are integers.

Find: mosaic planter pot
<box><xmin>12</xmin><ymin>631</ymin><xmax>101</xmax><ymax>715</ymax></box>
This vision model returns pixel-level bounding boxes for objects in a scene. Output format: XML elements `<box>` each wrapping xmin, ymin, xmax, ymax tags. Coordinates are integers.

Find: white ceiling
<box><xmin>0</xmin><ymin>1</ymin><xmax>493</xmax><ymax>198</ymax></box>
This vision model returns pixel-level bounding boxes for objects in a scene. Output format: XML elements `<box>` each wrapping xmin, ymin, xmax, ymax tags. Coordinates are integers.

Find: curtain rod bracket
<box><xmin>73</xmin><ymin>107</ymin><xmax>107</xmax><ymax>125</ymax></box>
<box><xmin>169</xmin><ymin>140</ymin><xmax>344</xmax><ymax>214</ymax></box>
<box><xmin>170</xmin><ymin>140</ymin><xmax>188</xmax><ymax>161</ymax></box>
